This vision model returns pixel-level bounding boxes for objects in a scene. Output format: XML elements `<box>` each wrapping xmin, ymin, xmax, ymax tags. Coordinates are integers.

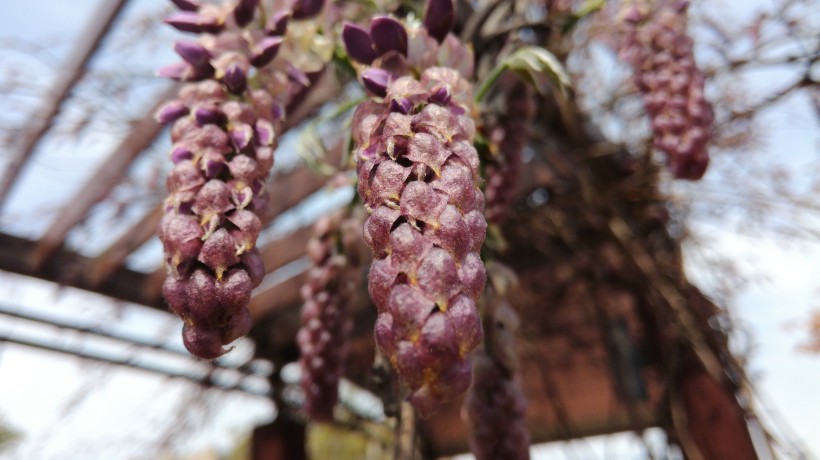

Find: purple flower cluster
<box><xmin>296</xmin><ymin>211</ymin><xmax>362</xmax><ymax>422</ymax></box>
<box><xmin>484</xmin><ymin>82</ymin><xmax>535</xmax><ymax>224</ymax></box>
<box><xmin>619</xmin><ymin>0</ymin><xmax>713</xmax><ymax>180</ymax></box>
<box><xmin>466</xmin><ymin>299</ymin><xmax>530</xmax><ymax>460</ymax></box>
<box><xmin>156</xmin><ymin>0</ymin><xmax>325</xmax><ymax>359</ymax></box>
<box><xmin>344</xmin><ymin>0</ymin><xmax>486</xmax><ymax>416</ymax></box>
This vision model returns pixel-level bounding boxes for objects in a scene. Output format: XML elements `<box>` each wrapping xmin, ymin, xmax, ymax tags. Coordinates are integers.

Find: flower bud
<box><xmin>423</xmin><ymin>0</ymin><xmax>455</xmax><ymax>43</ymax></box>
<box><xmin>233</xmin><ymin>0</ymin><xmax>259</xmax><ymax>27</ymax></box>
<box><xmin>250</xmin><ymin>36</ymin><xmax>283</xmax><ymax>67</ymax></box>
<box><xmin>171</xmin><ymin>0</ymin><xmax>201</xmax><ymax>12</ymax></box>
<box><xmin>291</xmin><ymin>0</ymin><xmax>324</xmax><ymax>20</ymax></box>
<box><xmin>370</xmin><ymin>17</ymin><xmax>408</xmax><ymax>57</ymax></box>
<box><xmin>174</xmin><ymin>40</ymin><xmax>212</xmax><ymax>67</ymax></box>
<box><xmin>165</xmin><ymin>12</ymin><xmax>224</xmax><ymax>35</ymax></box>
<box><xmin>343</xmin><ymin>23</ymin><xmax>376</xmax><ymax>65</ymax></box>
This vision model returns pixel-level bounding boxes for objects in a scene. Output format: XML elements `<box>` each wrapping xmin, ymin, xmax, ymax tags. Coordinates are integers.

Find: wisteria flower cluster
<box><xmin>619</xmin><ymin>0</ymin><xmax>714</xmax><ymax>180</ymax></box>
<box><xmin>466</xmin><ymin>295</ymin><xmax>530</xmax><ymax>460</ymax></box>
<box><xmin>296</xmin><ymin>210</ymin><xmax>363</xmax><ymax>421</ymax></box>
<box><xmin>484</xmin><ymin>81</ymin><xmax>535</xmax><ymax>225</ymax></box>
<box><xmin>344</xmin><ymin>0</ymin><xmax>486</xmax><ymax>416</ymax></box>
<box><xmin>157</xmin><ymin>0</ymin><xmax>324</xmax><ymax>359</ymax></box>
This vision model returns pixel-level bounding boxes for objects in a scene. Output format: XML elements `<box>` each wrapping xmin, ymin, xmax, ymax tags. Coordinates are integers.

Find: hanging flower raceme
<box><xmin>465</xmin><ymin>269</ymin><xmax>530</xmax><ymax>460</ymax></box>
<box><xmin>297</xmin><ymin>210</ymin><xmax>363</xmax><ymax>422</ymax></box>
<box><xmin>618</xmin><ymin>0</ymin><xmax>713</xmax><ymax>180</ymax></box>
<box><xmin>484</xmin><ymin>81</ymin><xmax>536</xmax><ymax>225</ymax></box>
<box><xmin>156</xmin><ymin>0</ymin><xmax>325</xmax><ymax>359</ymax></box>
<box><xmin>344</xmin><ymin>0</ymin><xmax>486</xmax><ymax>416</ymax></box>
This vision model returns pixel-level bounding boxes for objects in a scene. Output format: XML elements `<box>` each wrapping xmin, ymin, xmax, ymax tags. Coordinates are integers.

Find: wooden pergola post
<box><xmin>251</xmin><ymin>416</ymin><xmax>307</xmax><ymax>460</ymax></box>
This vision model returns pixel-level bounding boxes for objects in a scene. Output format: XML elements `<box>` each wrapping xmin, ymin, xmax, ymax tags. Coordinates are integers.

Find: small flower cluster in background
<box><xmin>297</xmin><ymin>210</ymin><xmax>363</xmax><ymax>422</ymax></box>
<box><xmin>619</xmin><ymin>0</ymin><xmax>714</xmax><ymax>180</ymax></box>
<box><xmin>465</xmin><ymin>264</ymin><xmax>530</xmax><ymax>460</ymax></box>
<box><xmin>484</xmin><ymin>81</ymin><xmax>536</xmax><ymax>225</ymax></box>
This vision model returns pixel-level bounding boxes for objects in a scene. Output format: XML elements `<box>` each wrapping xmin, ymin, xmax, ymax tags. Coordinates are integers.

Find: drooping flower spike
<box><xmin>346</xmin><ymin>0</ymin><xmax>487</xmax><ymax>416</ymax></box>
<box><xmin>297</xmin><ymin>210</ymin><xmax>364</xmax><ymax>421</ymax></box>
<box><xmin>619</xmin><ymin>0</ymin><xmax>713</xmax><ymax>180</ymax></box>
<box><xmin>465</xmin><ymin>263</ymin><xmax>531</xmax><ymax>460</ymax></box>
<box><xmin>157</xmin><ymin>0</ymin><xmax>327</xmax><ymax>359</ymax></box>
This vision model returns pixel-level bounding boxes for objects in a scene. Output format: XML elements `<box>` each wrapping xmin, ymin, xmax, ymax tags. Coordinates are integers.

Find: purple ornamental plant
<box><xmin>157</xmin><ymin>0</ymin><xmax>325</xmax><ymax>359</ymax></box>
<box><xmin>345</xmin><ymin>0</ymin><xmax>487</xmax><ymax>416</ymax></box>
<box><xmin>619</xmin><ymin>0</ymin><xmax>714</xmax><ymax>180</ymax></box>
<box><xmin>465</xmin><ymin>266</ymin><xmax>531</xmax><ymax>460</ymax></box>
<box><xmin>484</xmin><ymin>81</ymin><xmax>536</xmax><ymax>225</ymax></box>
<box><xmin>296</xmin><ymin>210</ymin><xmax>363</xmax><ymax>421</ymax></box>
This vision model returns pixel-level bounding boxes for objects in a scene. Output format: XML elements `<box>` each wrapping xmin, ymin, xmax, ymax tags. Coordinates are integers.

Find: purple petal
<box><xmin>163</xmin><ymin>276</ymin><xmax>191</xmax><ymax>318</ymax></box>
<box><xmin>400</xmin><ymin>181</ymin><xmax>447</xmax><ymax>225</ymax></box>
<box><xmin>448</xmin><ymin>294</ymin><xmax>482</xmax><ymax>355</ymax></box>
<box><xmin>198</xmin><ymin>228</ymin><xmax>240</xmax><ymax>279</ymax></box>
<box><xmin>217</xmin><ymin>269</ymin><xmax>253</xmax><ymax>311</ymax></box>
<box><xmin>363</xmin><ymin>206</ymin><xmax>401</xmax><ymax>255</ymax></box>
<box><xmin>193</xmin><ymin>179</ymin><xmax>234</xmax><ymax>217</ymax></box>
<box><xmin>388</xmin><ymin>223</ymin><xmax>433</xmax><ymax>275</ymax></box>
<box><xmin>170</xmin><ymin>146</ymin><xmax>194</xmax><ymax>164</ymax></box>
<box><xmin>423</xmin><ymin>0</ymin><xmax>455</xmax><ymax>43</ymax></box>
<box><xmin>457</xmin><ymin>252</ymin><xmax>486</xmax><ymax>300</ymax></box>
<box><xmin>254</xmin><ymin>120</ymin><xmax>275</xmax><ymax>146</ymax></box>
<box><xmin>429</xmin><ymin>85</ymin><xmax>452</xmax><ymax>105</ymax></box>
<box><xmin>171</xmin><ymin>0</ymin><xmax>201</xmax><ymax>12</ymax></box>
<box><xmin>227</xmin><ymin>154</ymin><xmax>260</xmax><ymax>183</ymax></box>
<box><xmin>415</xmin><ymin>247</ymin><xmax>460</xmax><ymax>306</ymax></box>
<box><xmin>183</xmin><ymin>323</ymin><xmax>227</xmax><ymax>359</ymax></box>
<box><xmin>186</xmin><ymin>269</ymin><xmax>221</xmax><ymax>324</ymax></box>
<box><xmin>361</xmin><ymin>68</ymin><xmax>390</xmax><ymax>97</ymax></box>
<box><xmin>388</xmin><ymin>285</ymin><xmax>434</xmax><ymax>338</ymax></box>
<box><xmin>155</xmin><ymin>101</ymin><xmax>189</xmax><ymax>124</ymax></box>
<box><xmin>342</xmin><ymin>23</ymin><xmax>376</xmax><ymax>65</ymax></box>
<box><xmin>286</xmin><ymin>64</ymin><xmax>311</xmax><ymax>87</ymax></box>
<box><xmin>251</xmin><ymin>36</ymin><xmax>283</xmax><ymax>67</ymax></box>
<box><xmin>223</xmin><ymin>64</ymin><xmax>247</xmax><ymax>94</ymax></box>
<box><xmin>265</xmin><ymin>11</ymin><xmax>290</xmax><ymax>36</ymax></box>
<box><xmin>194</xmin><ymin>106</ymin><xmax>227</xmax><ymax>126</ymax></box>
<box><xmin>240</xmin><ymin>248</ymin><xmax>266</xmax><ymax>288</ymax></box>
<box><xmin>230</xmin><ymin>123</ymin><xmax>254</xmax><ymax>150</ymax></box>
<box><xmin>222</xmin><ymin>307</ymin><xmax>252</xmax><ymax>343</ymax></box>
<box><xmin>157</xmin><ymin>62</ymin><xmax>193</xmax><ymax>81</ymax></box>
<box><xmin>174</xmin><ymin>40</ymin><xmax>212</xmax><ymax>67</ymax></box>
<box><xmin>233</xmin><ymin>0</ymin><xmax>259</xmax><ymax>27</ymax></box>
<box><xmin>370</xmin><ymin>16</ymin><xmax>408</xmax><ymax>56</ymax></box>
<box><xmin>254</xmin><ymin>146</ymin><xmax>274</xmax><ymax>171</ymax></box>
<box><xmin>291</xmin><ymin>0</ymin><xmax>324</xmax><ymax>20</ymax></box>
<box><xmin>389</xmin><ymin>97</ymin><xmax>413</xmax><ymax>114</ymax></box>
<box><xmin>368</xmin><ymin>258</ymin><xmax>398</xmax><ymax>312</ymax></box>
<box><xmin>228</xmin><ymin>209</ymin><xmax>262</xmax><ymax>249</ymax></box>
<box><xmin>164</xmin><ymin>12</ymin><xmax>224</xmax><ymax>34</ymax></box>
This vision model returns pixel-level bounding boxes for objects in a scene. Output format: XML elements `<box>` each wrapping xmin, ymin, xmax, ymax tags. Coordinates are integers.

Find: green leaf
<box><xmin>298</xmin><ymin>122</ymin><xmax>342</xmax><ymax>177</ymax></box>
<box><xmin>504</xmin><ymin>46</ymin><xmax>571</xmax><ymax>95</ymax></box>
<box><xmin>475</xmin><ymin>46</ymin><xmax>571</xmax><ymax>102</ymax></box>
<box><xmin>562</xmin><ymin>0</ymin><xmax>605</xmax><ymax>34</ymax></box>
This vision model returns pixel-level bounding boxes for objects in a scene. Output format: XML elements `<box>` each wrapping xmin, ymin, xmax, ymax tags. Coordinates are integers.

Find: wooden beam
<box><xmin>249</xmin><ymin>271</ymin><xmax>307</xmax><ymax>322</ymax></box>
<box><xmin>86</xmin><ymin>204</ymin><xmax>164</xmax><ymax>287</ymax></box>
<box><xmin>29</xmin><ymin>86</ymin><xmax>176</xmax><ymax>270</ymax></box>
<box><xmin>0</xmin><ymin>232</ymin><xmax>162</xmax><ymax>309</ymax></box>
<box><xmin>258</xmin><ymin>228</ymin><xmax>313</xmax><ymax>274</ymax></box>
<box><xmin>0</xmin><ymin>0</ymin><xmax>130</xmax><ymax>209</ymax></box>
<box><xmin>251</xmin><ymin>417</ymin><xmax>306</xmax><ymax>460</ymax></box>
